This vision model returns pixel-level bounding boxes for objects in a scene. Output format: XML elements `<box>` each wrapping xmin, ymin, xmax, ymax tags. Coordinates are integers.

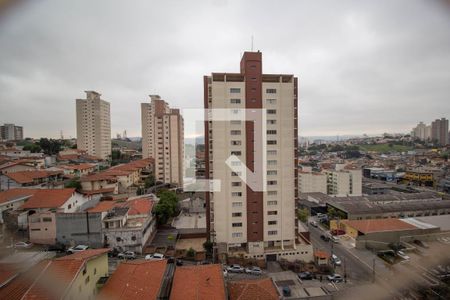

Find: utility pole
<box><xmin>372</xmin><ymin>258</ymin><xmax>376</xmax><ymax>283</ymax></box>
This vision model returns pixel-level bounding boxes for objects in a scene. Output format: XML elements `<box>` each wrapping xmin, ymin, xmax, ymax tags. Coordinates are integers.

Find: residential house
<box><xmin>103</xmin><ymin>195</ymin><xmax>156</xmax><ymax>253</ymax></box>
<box><xmin>0</xmin><ymin>188</ymin><xmax>39</xmax><ymax>223</ymax></box>
<box><xmin>228</xmin><ymin>278</ymin><xmax>279</xmax><ymax>300</ymax></box>
<box><xmin>170</xmin><ymin>264</ymin><xmax>226</xmax><ymax>300</ymax></box>
<box><xmin>60</xmin><ymin>163</ymin><xmax>97</xmax><ymax>177</ymax></box>
<box><xmin>0</xmin><ymin>170</ymin><xmax>64</xmax><ymax>189</ymax></box>
<box><xmin>99</xmin><ymin>260</ymin><xmax>167</xmax><ymax>300</ymax></box>
<box><xmin>21</xmin><ymin>189</ymin><xmax>95</xmax><ymax>244</ymax></box>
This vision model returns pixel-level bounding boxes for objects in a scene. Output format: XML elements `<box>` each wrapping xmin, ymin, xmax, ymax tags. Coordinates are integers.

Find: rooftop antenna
<box><xmin>251</xmin><ymin>35</ymin><xmax>254</xmax><ymax>51</ymax></box>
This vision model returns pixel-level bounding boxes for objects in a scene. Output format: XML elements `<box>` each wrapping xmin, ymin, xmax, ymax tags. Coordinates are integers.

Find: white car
<box><xmin>14</xmin><ymin>241</ymin><xmax>33</xmax><ymax>249</ymax></box>
<box><xmin>331</xmin><ymin>254</ymin><xmax>342</xmax><ymax>266</ymax></box>
<box><xmin>227</xmin><ymin>264</ymin><xmax>244</xmax><ymax>273</ymax></box>
<box><xmin>397</xmin><ymin>251</ymin><xmax>410</xmax><ymax>261</ymax></box>
<box><xmin>245</xmin><ymin>266</ymin><xmax>262</xmax><ymax>275</ymax></box>
<box><xmin>67</xmin><ymin>245</ymin><xmax>89</xmax><ymax>254</ymax></box>
<box><xmin>327</xmin><ymin>274</ymin><xmax>344</xmax><ymax>283</ymax></box>
<box><xmin>118</xmin><ymin>251</ymin><xmax>137</xmax><ymax>259</ymax></box>
<box><xmin>145</xmin><ymin>253</ymin><xmax>165</xmax><ymax>260</ymax></box>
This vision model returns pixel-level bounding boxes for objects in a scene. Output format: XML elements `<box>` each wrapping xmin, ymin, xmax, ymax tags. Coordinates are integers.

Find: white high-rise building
<box><xmin>204</xmin><ymin>52</ymin><xmax>312</xmax><ymax>262</ymax></box>
<box><xmin>76</xmin><ymin>91</ymin><xmax>111</xmax><ymax>160</ymax></box>
<box><xmin>325</xmin><ymin>169</ymin><xmax>362</xmax><ymax>196</ymax></box>
<box><xmin>141</xmin><ymin>95</ymin><xmax>184</xmax><ymax>187</ymax></box>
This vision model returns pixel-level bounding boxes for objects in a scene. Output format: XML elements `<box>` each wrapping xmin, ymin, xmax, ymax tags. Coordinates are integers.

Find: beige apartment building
<box><xmin>76</xmin><ymin>91</ymin><xmax>111</xmax><ymax>160</ymax></box>
<box><xmin>298</xmin><ymin>171</ymin><xmax>327</xmax><ymax>194</ymax></box>
<box><xmin>204</xmin><ymin>52</ymin><xmax>312</xmax><ymax>262</ymax></box>
<box><xmin>325</xmin><ymin>169</ymin><xmax>362</xmax><ymax>196</ymax></box>
<box><xmin>141</xmin><ymin>95</ymin><xmax>184</xmax><ymax>187</ymax></box>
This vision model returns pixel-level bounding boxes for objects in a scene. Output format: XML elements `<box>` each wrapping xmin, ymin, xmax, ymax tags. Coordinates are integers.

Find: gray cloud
<box><xmin>0</xmin><ymin>0</ymin><xmax>449</xmax><ymax>138</ymax></box>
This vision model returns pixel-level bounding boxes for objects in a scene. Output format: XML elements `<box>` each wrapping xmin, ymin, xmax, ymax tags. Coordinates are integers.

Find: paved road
<box><xmin>308</xmin><ymin>221</ymin><xmax>373</xmax><ymax>283</ymax></box>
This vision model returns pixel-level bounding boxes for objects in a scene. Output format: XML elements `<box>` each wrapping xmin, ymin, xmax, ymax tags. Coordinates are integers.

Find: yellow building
<box><xmin>22</xmin><ymin>249</ymin><xmax>109</xmax><ymax>300</ymax></box>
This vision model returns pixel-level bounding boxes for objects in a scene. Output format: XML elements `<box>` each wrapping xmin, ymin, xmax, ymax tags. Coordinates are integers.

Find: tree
<box><xmin>154</xmin><ymin>190</ymin><xmax>179</xmax><ymax>224</ymax></box>
<box><xmin>144</xmin><ymin>175</ymin><xmax>155</xmax><ymax>189</ymax></box>
<box><xmin>111</xmin><ymin>150</ymin><xmax>121</xmax><ymax>160</ymax></box>
<box><xmin>186</xmin><ymin>247</ymin><xmax>196</xmax><ymax>258</ymax></box>
<box><xmin>65</xmin><ymin>179</ymin><xmax>81</xmax><ymax>190</ymax></box>
<box><xmin>203</xmin><ymin>240</ymin><xmax>213</xmax><ymax>255</ymax></box>
<box><xmin>297</xmin><ymin>208</ymin><xmax>309</xmax><ymax>223</ymax></box>
<box><xmin>38</xmin><ymin>138</ymin><xmax>62</xmax><ymax>155</ymax></box>
<box><xmin>23</xmin><ymin>143</ymin><xmax>41</xmax><ymax>153</ymax></box>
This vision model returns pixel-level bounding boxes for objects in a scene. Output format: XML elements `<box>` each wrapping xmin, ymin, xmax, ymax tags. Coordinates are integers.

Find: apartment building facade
<box><xmin>204</xmin><ymin>52</ymin><xmax>305</xmax><ymax>261</ymax></box>
<box><xmin>431</xmin><ymin>117</ymin><xmax>449</xmax><ymax>146</ymax></box>
<box><xmin>298</xmin><ymin>171</ymin><xmax>327</xmax><ymax>194</ymax></box>
<box><xmin>325</xmin><ymin>169</ymin><xmax>362</xmax><ymax>196</ymax></box>
<box><xmin>0</xmin><ymin>123</ymin><xmax>23</xmax><ymax>141</ymax></box>
<box><xmin>76</xmin><ymin>91</ymin><xmax>111</xmax><ymax>160</ymax></box>
<box><xmin>141</xmin><ymin>95</ymin><xmax>184</xmax><ymax>186</ymax></box>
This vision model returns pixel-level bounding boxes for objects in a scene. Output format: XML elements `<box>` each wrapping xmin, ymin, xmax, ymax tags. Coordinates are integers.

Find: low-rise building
<box><xmin>21</xmin><ymin>189</ymin><xmax>95</xmax><ymax>244</ymax></box>
<box><xmin>99</xmin><ymin>260</ymin><xmax>168</xmax><ymax>300</ymax></box>
<box><xmin>0</xmin><ymin>170</ymin><xmax>64</xmax><ymax>189</ymax></box>
<box><xmin>170</xmin><ymin>264</ymin><xmax>226</xmax><ymax>300</ymax></box>
<box><xmin>228</xmin><ymin>278</ymin><xmax>279</xmax><ymax>300</ymax></box>
<box><xmin>0</xmin><ymin>188</ymin><xmax>39</xmax><ymax>223</ymax></box>
<box><xmin>298</xmin><ymin>171</ymin><xmax>327</xmax><ymax>194</ymax></box>
<box><xmin>60</xmin><ymin>163</ymin><xmax>97</xmax><ymax>177</ymax></box>
<box><xmin>103</xmin><ymin>195</ymin><xmax>156</xmax><ymax>253</ymax></box>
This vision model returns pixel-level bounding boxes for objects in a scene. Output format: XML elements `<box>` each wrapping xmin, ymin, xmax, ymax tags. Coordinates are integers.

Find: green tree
<box><xmin>297</xmin><ymin>208</ymin><xmax>309</xmax><ymax>223</ymax></box>
<box><xmin>23</xmin><ymin>143</ymin><xmax>42</xmax><ymax>153</ymax></box>
<box><xmin>64</xmin><ymin>179</ymin><xmax>81</xmax><ymax>190</ymax></box>
<box><xmin>186</xmin><ymin>247</ymin><xmax>196</xmax><ymax>258</ymax></box>
<box><xmin>154</xmin><ymin>190</ymin><xmax>179</xmax><ymax>224</ymax></box>
<box><xmin>144</xmin><ymin>175</ymin><xmax>155</xmax><ymax>189</ymax></box>
<box><xmin>38</xmin><ymin>138</ymin><xmax>62</xmax><ymax>155</ymax></box>
<box><xmin>203</xmin><ymin>240</ymin><xmax>213</xmax><ymax>255</ymax></box>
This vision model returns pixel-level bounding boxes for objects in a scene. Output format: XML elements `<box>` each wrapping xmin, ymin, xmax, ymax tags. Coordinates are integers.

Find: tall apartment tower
<box><xmin>204</xmin><ymin>52</ymin><xmax>309</xmax><ymax>262</ymax></box>
<box><xmin>141</xmin><ymin>95</ymin><xmax>184</xmax><ymax>187</ymax></box>
<box><xmin>0</xmin><ymin>123</ymin><xmax>23</xmax><ymax>141</ymax></box>
<box><xmin>76</xmin><ymin>91</ymin><xmax>111</xmax><ymax>160</ymax></box>
<box><xmin>431</xmin><ymin>118</ymin><xmax>449</xmax><ymax>146</ymax></box>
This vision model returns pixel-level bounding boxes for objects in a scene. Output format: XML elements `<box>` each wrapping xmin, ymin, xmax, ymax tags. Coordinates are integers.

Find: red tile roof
<box><xmin>60</xmin><ymin>163</ymin><xmax>96</xmax><ymax>171</ymax></box>
<box><xmin>20</xmin><ymin>188</ymin><xmax>76</xmax><ymax>209</ymax></box>
<box><xmin>86</xmin><ymin>200</ymin><xmax>118</xmax><ymax>212</ymax></box>
<box><xmin>0</xmin><ymin>188</ymin><xmax>40</xmax><ymax>205</ymax></box>
<box><xmin>119</xmin><ymin>196</ymin><xmax>154</xmax><ymax>215</ymax></box>
<box><xmin>228</xmin><ymin>278</ymin><xmax>279</xmax><ymax>300</ymax></box>
<box><xmin>21</xmin><ymin>249</ymin><xmax>109</xmax><ymax>300</ymax></box>
<box><xmin>99</xmin><ymin>260</ymin><xmax>167</xmax><ymax>300</ymax></box>
<box><xmin>314</xmin><ymin>250</ymin><xmax>329</xmax><ymax>259</ymax></box>
<box><xmin>170</xmin><ymin>264</ymin><xmax>226</xmax><ymax>300</ymax></box>
<box><xmin>5</xmin><ymin>170</ymin><xmax>62</xmax><ymax>184</ymax></box>
<box><xmin>342</xmin><ymin>218</ymin><xmax>417</xmax><ymax>234</ymax></box>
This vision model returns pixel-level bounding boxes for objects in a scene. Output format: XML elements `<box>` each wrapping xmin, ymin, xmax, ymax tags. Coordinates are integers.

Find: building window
<box><xmin>266</xmin><ymin>88</ymin><xmax>277</xmax><ymax>94</ymax></box>
<box><xmin>268</xmin><ymin>230</ymin><xmax>278</xmax><ymax>235</ymax></box>
<box><xmin>232</xmin><ymin>202</ymin><xmax>243</xmax><ymax>207</ymax></box>
<box><xmin>267</xmin><ymin>170</ymin><xmax>277</xmax><ymax>175</ymax></box>
<box><xmin>267</xmin><ymin>180</ymin><xmax>277</xmax><ymax>185</ymax></box>
<box><xmin>268</xmin><ymin>191</ymin><xmax>277</xmax><ymax>196</ymax></box>
<box><xmin>230</xmin><ymin>99</ymin><xmax>241</xmax><ymax>104</ymax></box>
<box><xmin>268</xmin><ymin>211</ymin><xmax>278</xmax><ymax>215</ymax></box>
<box><xmin>267</xmin><ymin>160</ymin><xmax>277</xmax><ymax>165</ymax></box>
<box><xmin>268</xmin><ymin>200</ymin><xmax>277</xmax><ymax>205</ymax></box>
<box><xmin>230</xmin><ymin>88</ymin><xmax>241</xmax><ymax>93</ymax></box>
<box><xmin>232</xmin><ymin>232</ymin><xmax>243</xmax><ymax>238</ymax></box>
<box><xmin>232</xmin><ymin>212</ymin><xmax>242</xmax><ymax>217</ymax></box>
<box><xmin>231</xmin><ymin>140</ymin><xmax>242</xmax><ymax>146</ymax></box>
<box><xmin>232</xmin><ymin>222</ymin><xmax>243</xmax><ymax>227</ymax></box>
<box><xmin>267</xmin><ymin>130</ymin><xmax>277</xmax><ymax>135</ymax></box>
<box><xmin>231</xmin><ymin>161</ymin><xmax>241</xmax><ymax>166</ymax></box>
<box><xmin>231</xmin><ymin>192</ymin><xmax>242</xmax><ymax>197</ymax></box>
<box><xmin>231</xmin><ymin>182</ymin><xmax>242</xmax><ymax>187</ymax></box>
<box><xmin>231</xmin><ymin>171</ymin><xmax>242</xmax><ymax>176</ymax></box>
<box><xmin>230</xmin><ymin>120</ymin><xmax>241</xmax><ymax>125</ymax></box>
<box><xmin>268</xmin><ymin>220</ymin><xmax>277</xmax><ymax>225</ymax></box>
<box><xmin>267</xmin><ymin>140</ymin><xmax>277</xmax><ymax>145</ymax></box>
<box><xmin>266</xmin><ymin>99</ymin><xmax>276</xmax><ymax>104</ymax></box>
<box><xmin>230</xmin><ymin>130</ymin><xmax>241</xmax><ymax>135</ymax></box>
<box><xmin>85</xmin><ymin>276</ymin><xmax>90</xmax><ymax>284</ymax></box>
<box><xmin>267</xmin><ymin>109</ymin><xmax>276</xmax><ymax>114</ymax></box>
<box><xmin>42</xmin><ymin>217</ymin><xmax>52</xmax><ymax>222</ymax></box>
<box><xmin>231</xmin><ymin>151</ymin><xmax>241</xmax><ymax>156</ymax></box>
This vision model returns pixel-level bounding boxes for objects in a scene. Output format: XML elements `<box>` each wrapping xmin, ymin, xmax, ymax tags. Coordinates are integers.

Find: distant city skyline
<box><xmin>1</xmin><ymin>1</ymin><xmax>449</xmax><ymax>139</ymax></box>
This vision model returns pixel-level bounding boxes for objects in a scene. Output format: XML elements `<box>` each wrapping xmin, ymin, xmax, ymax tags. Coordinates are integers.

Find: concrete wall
<box><xmin>56</xmin><ymin>212</ymin><xmax>104</xmax><ymax>248</ymax></box>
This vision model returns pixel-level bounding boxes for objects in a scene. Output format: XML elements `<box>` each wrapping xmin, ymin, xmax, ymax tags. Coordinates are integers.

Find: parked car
<box><xmin>227</xmin><ymin>264</ymin><xmax>244</xmax><ymax>273</ymax></box>
<box><xmin>298</xmin><ymin>271</ymin><xmax>313</xmax><ymax>280</ymax></box>
<box><xmin>282</xmin><ymin>286</ymin><xmax>291</xmax><ymax>297</ymax></box>
<box><xmin>331</xmin><ymin>254</ymin><xmax>342</xmax><ymax>266</ymax></box>
<box><xmin>330</xmin><ymin>235</ymin><xmax>340</xmax><ymax>243</ymax></box>
<box><xmin>309</xmin><ymin>221</ymin><xmax>318</xmax><ymax>227</ymax></box>
<box><xmin>330</xmin><ymin>229</ymin><xmax>345</xmax><ymax>236</ymax></box>
<box><xmin>245</xmin><ymin>266</ymin><xmax>262</xmax><ymax>275</ymax></box>
<box><xmin>118</xmin><ymin>251</ymin><xmax>137</xmax><ymax>259</ymax></box>
<box><xmin>67</xmin><ymin>245</ymin><xmax>89</xmax><ymax>254</ymax></box>
<box><xmin>320</xmin><ymin>234</ymin><xmax>330</xmax><ymax>242</ymax></box>
<box><xmin>327</xmin><ymin>274</ymin><xmax>344</xmax><ymax>283</ymax></box>
<box><xmin>397</xmin><ymin>251</ymin><xmax>410</xmax><ymax>261</ymax></box>
<box><xmin>145</xmin><ymin>253</ymin><xmax>165</xmax><ymax>260</ymax></box>
<box><xmin>14</xmin><ymin>241</ymin><xmax>33</xmax><ymax>249</ymax></box>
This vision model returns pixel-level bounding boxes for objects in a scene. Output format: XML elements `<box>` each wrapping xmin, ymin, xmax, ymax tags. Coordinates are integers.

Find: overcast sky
<box><xmin>0</xmin><ymin>0</ymin><xmax>449</xmax><ymax>139</ymax></box>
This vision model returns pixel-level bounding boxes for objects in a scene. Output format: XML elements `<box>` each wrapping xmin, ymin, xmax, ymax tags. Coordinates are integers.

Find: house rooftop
<box><xmin>20</xmin><ymin>188</ymin><xmax>76</xmax><ymax>209</ymax></box>
<box><xmin>228</xmin><ymin>278</ymin><xmax>279</xmax><ymax>300</ymax></box>
<box><xmin>5</xmin><ymin>170</ymin><xmax>62</xmax><ymax>184</ymax></box>
<box><xmin>0</xmin><ymin>188</ymin><xmax>40</xmax><ymax>205</ymax></box>
<box><xmin>170</xmin><ymin>264</ymin><xmax>226</xmax><ymax>300</ymax></box>
<box><xmin>342</xmin><ymin>219</ymin><xmax>417</xmax><ymax>234</ymax></box>
<box><xmin>99</xmin><ymin>260</ymin><xmax>167</xmax><ymax>300</ymax></box>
